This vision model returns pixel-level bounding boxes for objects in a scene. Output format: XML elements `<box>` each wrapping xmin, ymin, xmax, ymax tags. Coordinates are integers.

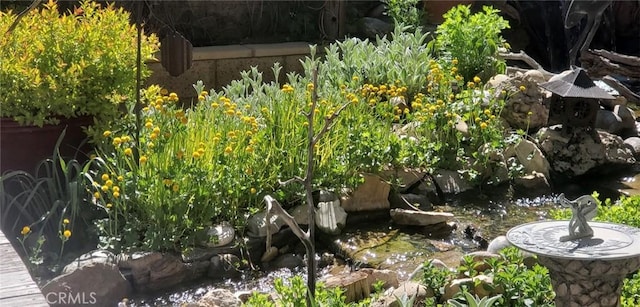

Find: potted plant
<box><xmin>0</xmin><ymin>0</ymin><xmax>159</xmax><ymax>173</ymax></box>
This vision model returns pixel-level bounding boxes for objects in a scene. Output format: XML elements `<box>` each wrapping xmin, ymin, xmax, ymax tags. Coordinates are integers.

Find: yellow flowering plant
<box><xmin>90</xmin><ymin>60</ymin><xmax>405</xmax><ymax>252</ymax></box>
<box><xmin>1</xmin><ymin>131</ymin><xmax>92</xmax><ymax>276</ymax></box>
<box><xmin>0</xmin><ymin>0</ymin><xmax>159</xmax><ymax>128</ymax></box>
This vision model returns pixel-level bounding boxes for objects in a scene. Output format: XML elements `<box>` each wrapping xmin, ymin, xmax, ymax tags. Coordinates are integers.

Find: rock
<box><xmin>341</xmin><ymin>174</ymin><xmax>391</xmax><ymax>212</ymax></box>
<box><xmin>461</xmin><ymin>251</ymin><xmax>502</xmax><ymax>273</ymax></box>
<box><xmin>186</xmin><ymin>289</ymin><xmax>241</xmax><ymax>307</ymax></box>
<box><xmin>485</xmin><ymin>74</ymin><xmax>510</xmax><ymax>89</ymax></box>
<box><xmin>443</xmin><ymin>277</ymin><xmax>473</xmax><ymax>301</ymax></box>
<box><xmin>422</xmin><ymin>221</ymin><xmax>457</xmax><ymax>238</ymax></box>
<box><xmin>382</xmin><ymin>169</ymin><xmax>438</xmax><ymax>195</ymax></box>
<box><xmin>390</xmin><ymin>209</ymin><xmax>454</xmax><ymax>226</ymax></box>
<box><xmin>490</xmin><ymin>72</ymin><xmax>549</xmax><ymax>132</ymax></box>
<box><xmin>432</xmin><ymin>169</ymin><xmax>472</xmax><ymax>194</ymax></box>
<box><xmin>486</xmin><ymin>235</ymin><xmax>512</xmax><ymax>254</ymax></box>
<box><xmin>389</xmin><ymin>192</ymin><xmax>433</xmax><ymax>211</ymax></box>
<box><xmin>524</xmin><ymin>69</ymin><xmax>546</xmax><ymax>83</ymax></box>
<box><xmin>260</xmin><ymin>246</ymin><xmax>279</xmax><ymax>263</ymax></box>
<box><xmin>390</xmin><ymin>281</ymin><xmax>433</xmax><ymax>306</ymax></box>
<box><xmin>323</xmin><ymin>271</ymin><xmax>371</xmax><ymax>303</ymax></box>
<box><xmin>203</xmin><ymin>221</ymin><xmax>235</xmax><ymax>247</ymax></box>
<box><xmin>473</xmin><ymin>275</ymin><xmax>495</xmax><ymax>298</ymax></box>
<box><xmin>614</xmin><ymin>104</ymin><xmax>637</xmax><ymax>136</ymax></box>
<box><xmin>537</xmin><ymin>127</ymin><xmax>636</xmax><ymax>177</ymax></box>
<box><xmin>62</xmin><ymin>249</ymin><xmax>117</xmax><ymax>274</ymax></box>
<box><xmin>360</xmin><ymin>268</ymin><xmax>400</xmax><ymax>289</ymax></box>
<box><xmin>429</xmin><ymin>258</ymin><xmax>449</xmax><ymax>270</ymax></box>
<box><xmin>233</xmin><ymin>290</ymin><xmax>255</xmax><ymax>304</ymax></box>
<box><xmin>208</xmin><ymin>254</ymin><xmax>243</xmax><ymax>279</ymax></box>
<box><xmin>42</xmin><ymin>262</ymin><xmax>131</xmax><ymax>307</ymax></box>
<box><xmin>595</xmin><ymin>109</ymin><xmax>624</xmax><ymax>134</ymax></box>
<box><xmin>182</xmin><ymin>245</ymin><xmax>240</xmax><ymax>263</ymax></box>
<box><xmin>443</xmin><ymin>276</ymin><xmax>500</xmax><ymax>301</ymax></box>
<box><xmin>503</xmin><ymin>139</ymin><xmax>551</xmax><ymax>179</ymax></box>
<box><xmin>316</xmin><ymin>194</ymin><xmax>348</xmax><ymax>235</ymax></box>
<box><xmin>289</xmin><ymin>203</ymin><xmax>309</xmax><ymax>225</ymax></box>
<box><xmin>513</xmin><ymin>171</ymin><xmax>552</xmax><ymax>195</ymax></box>
<box><xmin>246</xmin><ymin>210</ymin><xmax>287</xmax><ymax>238</ymax></box>
<box><xmin>119</xmin><ymin>252</ymin><xmax>196</xmax><ymax>292</ymax></box>
<box><xmin>454</xmin><ymin>118</ymin><xmax>469</xmax><ymax>136</ymax></box>
<box><xmin>268</xmin><ymin>253</ymin><xmax>304</xmax><ymax>270</ymax></box>
<box><xmin>624</xmin><ymin>137</ymin><xmax>640</xmax><ymax>159</ymax></box>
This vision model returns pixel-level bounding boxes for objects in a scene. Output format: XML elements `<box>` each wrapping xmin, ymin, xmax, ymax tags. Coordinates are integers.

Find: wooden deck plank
<box><xmin>0</xmin><ymin>230</ymin><xmax>49</xmax><ymax>306</ymax></box>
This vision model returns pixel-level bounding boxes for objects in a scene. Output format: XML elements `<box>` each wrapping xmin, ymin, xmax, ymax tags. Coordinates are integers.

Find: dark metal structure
<box><xmin>541</xmin><ymin>68</ymin><xmax>614</xmax><ymax>133</ymax></box>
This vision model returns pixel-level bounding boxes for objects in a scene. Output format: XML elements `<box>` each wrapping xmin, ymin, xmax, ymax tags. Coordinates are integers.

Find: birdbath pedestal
<box><xmin>507</xmin><ymin>221</ymin><xmax>640</xmax><ymax>306</ymax></box>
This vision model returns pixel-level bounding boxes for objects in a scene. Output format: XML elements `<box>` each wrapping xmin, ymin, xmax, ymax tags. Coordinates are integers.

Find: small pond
<box><xmin>130</xmin><ymin>172</ymin><xmax>639</xmax><ymax>306</ymax></box>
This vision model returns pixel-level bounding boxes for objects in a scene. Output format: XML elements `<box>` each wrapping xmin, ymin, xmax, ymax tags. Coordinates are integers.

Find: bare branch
<box><xmin>499</xmin><ymin>51</ymin><xmax>555</xmax><ymax>80</ymax></box>
<box><xmin>312</xmin><ymin>101</ymin><xmax>351</xmax><ymax>145</ymax></box>
<box><xmin>5</xmin><ymin>0</ymin><xmax>43</xmax><ymax>36</ymax></box>
<box><xmin>263</xmin><ymin>195</ymin><xmax>311</xmax><ymax>252</ymax></box>
<box><xmin>278</xmin><ymin>176</ymin><xmax>305</xmax><ymax>186</ymax></box>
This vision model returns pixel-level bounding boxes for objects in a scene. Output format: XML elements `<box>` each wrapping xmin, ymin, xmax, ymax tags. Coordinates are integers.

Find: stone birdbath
<box><xmin>507</xmin><ymin>194</ymin><xmax>640</xmax><ymax>307</ymax></box>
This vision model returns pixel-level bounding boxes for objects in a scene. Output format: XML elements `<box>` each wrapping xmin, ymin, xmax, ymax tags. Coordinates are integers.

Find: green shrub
<box><xmin>0</xmin><ymin>0</ymin><xmax>159</xmax><ymax>127</ymax></box>
<box><xmin>243</xmin><ymin>275</ymin><xmax>376</xmax><ymax>306</ymax></box>
<box><xmin>428</xmin><ymin>5</ymin><xmax>509</xmax><ymax>82</ymax></box>
<box><xmin>384</xmin><ymin>0</ymin><xmax>424</xmax><ymax>30</ymax></box>
<box><xmin>420</xmin><ymin>247</ymin><xmax>554</xmax><ymax>306</ymax></box>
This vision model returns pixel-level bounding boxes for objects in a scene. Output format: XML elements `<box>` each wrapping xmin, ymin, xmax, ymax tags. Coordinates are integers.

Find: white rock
<box><xmin>205</xmin><ymin>221</ymin><xmax>235</xmax><ymax>247</ymax></box>
<box><xmin>432</xmin><ymin>169</ymin><xmax>472</xmax><ymax>194</ymax></box>
<box><xmin>486</xmin><ymin>235</ymin><xmax>513</xmax><ymax>254</ymax></box>
<box><xmin>316</xmin><ymin>199</ymin><xmax>348</xmax><ymax>235</ymax></box>
<box><xmin>246</xmin><ymin>210</ymin><xmax>287</xmax><ymax>238</ymax></box>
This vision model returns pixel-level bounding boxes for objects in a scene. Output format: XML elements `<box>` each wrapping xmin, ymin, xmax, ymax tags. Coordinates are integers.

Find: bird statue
<box><xmin>564</xmin><ymin>0</ymin><xmax>612</xmax><ymax>66</ymax></box>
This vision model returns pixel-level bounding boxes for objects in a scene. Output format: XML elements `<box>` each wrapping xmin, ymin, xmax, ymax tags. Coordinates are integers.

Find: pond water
<box><xmin>130</xmin><ymin>174</ymin><xmax>638</xmax><ymax>306</ymax></box>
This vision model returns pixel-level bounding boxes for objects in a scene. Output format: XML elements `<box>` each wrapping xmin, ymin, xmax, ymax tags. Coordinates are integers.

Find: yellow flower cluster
<box><xmin>21</xmin><ymin>226</ymin><xmax>31</xmax><ymax>235</ymax></box>
<box><xmin>96</xmin><ymin>173</ymin><xmax>121</xmax><ymax>200</ymax></box>
<box><xmin>282</xmin><ymin>84</ymin><xmax>294</xmax><ymax>93</ymax></box>
<box><xmin>110</xmin><ymin>134</ymin><xmax>132</xmax><ymax>147</ymax></box>
<box><xmin>192</xmin><ymin>142</ymin><xmax>206</xmax><ymax>159</ymax></box>
<box><xmin>214</xmin><ymin>96</ymin><xmax>244</xmax><ymax>117</ymax></box>
<box><xmin>198</xmin><ymin>90</ymin><xmax>208</xmax><ymax>102</ymax></box>
<box><xmin>360</xmin><ymin>83</ymin><xmax>407</xmax><ymax>99</ymax></box>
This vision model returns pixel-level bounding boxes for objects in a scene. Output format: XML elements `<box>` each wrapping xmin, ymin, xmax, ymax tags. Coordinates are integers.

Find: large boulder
<box><xmin>486</xmin><ymin>71</ymin><xmax>550</xmax><ymax>132</ymax></box>
<box><xmin>537</xmin><ymin>127</ymin><xmax>636</xmax><ymax>178</ymax></box>
<box><xmin>595</xmin><ymin>109</ymin><xmax>624</xmax><ymax>135</ymax></box>
<box><xmin>341</xmin><ymin>174</ymin><xmax>391</xmax><ymax>212</ymax></box>
<box><xmin>118</xmin><ymin>252</ymin><xmax>207</xmax><ymax>292</ymax></box>
<box><xmin>503</xmin><ymin>139</ymin><xmax>551</xmax><ymax>179</ymax></box>
<box><xmin>432</xmin><ymin>169</ymin><xmax>472</xmax><ymax>194</ymax></box>
<box><xmin>42</xmin><ymin>250</ymin><xmax>131</xmax><ymax>307</ymax></box>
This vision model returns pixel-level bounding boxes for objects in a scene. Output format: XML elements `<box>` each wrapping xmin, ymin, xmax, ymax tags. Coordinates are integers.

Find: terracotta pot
<box><xmin>423</xmin><ymin>0</ymin><xmax>474</xmax><ymax>24</ymax></box>
<box><xmin>0</xmin><ymin>117</ymin><xmax>93</xmax><ymax>174</ymax></box>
